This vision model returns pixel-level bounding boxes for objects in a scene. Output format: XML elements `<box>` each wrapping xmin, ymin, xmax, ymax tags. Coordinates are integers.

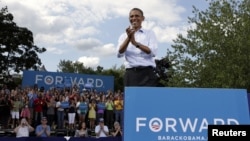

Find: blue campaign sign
<box><xmin>22</xmin><ymin>70</ymin><xmax>114</xmax><ymax>92</ymax></box>
<box><xmin>124</xmin><ymin>87</ymin><xmax>250</xmax><ymax>141</ymax></box>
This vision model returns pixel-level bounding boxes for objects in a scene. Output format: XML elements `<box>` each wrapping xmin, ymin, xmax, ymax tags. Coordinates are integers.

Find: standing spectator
<box><xmin>56</xmin><ymin>95</ymin><xmax>67</xmax><ymax>129</ymax></box>
<box><xmin>20</xmin><ymin>103</ymin><xmax>31</xmax><ymax>125</ymax></box>
<box><xmin>27</xmin><ymin>88</ymin><xmax>38</xmax><ymax>125</ymax></box>
<box><xmin>88</xmin><ymin>99</ymin><xmax>97</xmax><ymax>130</ymax></box>
<box><xmin>76</xmin><ymin>96</ymin><xmax>88</xmax><ymax>124</ymax></box>
<box><xmin>46</xmin><ymin>96</ymin><xmax>56</xmax><ymax>127</ymax></box>
<box><xmin>96</xmin><ymin>95</ymin><xmax>106</xmax><ymax>122</ymax></box>
<box><xmin>68</xmin><ymin>99</ymin><xmax>76</xmax><ymax>129</ymax></box>
<box><xmin>0</xmin><ymin>94</ymin><xmax>11</xmax><ymax>129</ymax></box>
<box><xmin>33</xmin><ymin>94</ymin><xmax>45</xmax><ymax>125</ymax></box>
<box><xmin>105</xmin><ymin>97</ymin><xmax>114</xmax><ymax>129</ymax></box>
<box><xmin>35</xmin><ymin>117</ymin><xmax>51</xmax><ymax>137</ymax></box>
<box><xmin>95</xmin><ymin>118</ymin><xmax>109</xmax><ymax>138</ymax></box>
<box><xmin>14</xmin><ymin>118</ymin><xmax>34</xmax><ymax>138</ymax></box>
<box><xmin>114</xmin><ymin>95</ymin><xmax>123</xmax><ymax>127</ymax></box>
<box><xmin>11</xmin><ymin>96</ymin><xmax>23</xmax><ymax>128</ymax></box>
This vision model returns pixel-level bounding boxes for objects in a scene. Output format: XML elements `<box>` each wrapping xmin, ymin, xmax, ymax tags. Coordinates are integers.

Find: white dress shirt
<box><xmin>117</xmin><ymin>28</ymin><xmax>158</xmax><ymax>68</ymax></box>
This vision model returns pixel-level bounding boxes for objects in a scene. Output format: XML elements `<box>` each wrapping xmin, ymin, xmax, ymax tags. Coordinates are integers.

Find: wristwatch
<box><xmin>136</xmin><ymin>44</ymin><xmax>140</xmax><ymax>48</ymax></box>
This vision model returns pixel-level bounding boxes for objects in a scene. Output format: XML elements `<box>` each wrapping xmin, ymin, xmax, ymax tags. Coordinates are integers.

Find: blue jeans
<box><xmin>115</xmin><ymin>110</ymin><xmax>123</xmax><ymax>126</ymax></box>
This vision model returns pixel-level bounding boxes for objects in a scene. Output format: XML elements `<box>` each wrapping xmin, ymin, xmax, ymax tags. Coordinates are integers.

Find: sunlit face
<box><xmin>129</xmin><ymin>9</ymin><xmax>144</xmax><ymax>28</ymax></box>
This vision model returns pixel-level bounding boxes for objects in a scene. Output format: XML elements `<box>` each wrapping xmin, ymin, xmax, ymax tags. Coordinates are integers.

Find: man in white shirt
<box><xmin>117</xmin><ymin>7</ymin><xmax>158</xmax><ymax>86</ymax></box>
<box><xmin>95</xmin><ymin>118</ymin><xmax>109</xmax><ymax>137</ymax></box>
<box><xmin>14</xmin><ymin>118</ymin><xmax>34</xmax><ymax>138</ymax></box>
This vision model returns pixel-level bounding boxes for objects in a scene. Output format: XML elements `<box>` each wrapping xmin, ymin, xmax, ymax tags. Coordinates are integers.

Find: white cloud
<box><xmin>73</xmin><ymin>38</ymin><xmax>101</xmax><ymax>50</ymax></box>
<box><xmin>46</xmin><ymin>47</ymin><xmax>65</xmax><ymax>55</ymax></box>
<box><xmin>78</xmin><ymin>56</ymin><xmax>100</xmax><ymax>68</ymax></box>
<box><xmin>92</xmin><ymin>43</ymin><xmax>116</xmax><ymax>56</ymax></box>
<box><xmin>1</xmin><ymin>0</ymin><xmax>205</xmax><ymax>71</ymax></box>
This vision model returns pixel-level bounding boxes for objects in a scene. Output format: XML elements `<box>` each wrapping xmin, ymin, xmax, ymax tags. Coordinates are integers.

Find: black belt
<box><xmin>126</xmin><ymin>66</ymin><xmax>153</xmax><ymax>71</ymax></box>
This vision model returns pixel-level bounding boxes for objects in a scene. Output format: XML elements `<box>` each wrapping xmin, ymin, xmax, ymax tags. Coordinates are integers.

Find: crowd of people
<box><xmin>0</xmin><ymin>84</ymin><xmax>124</xmax><ymax>138</ymax></box>
<box><xmin>0</xmin><ymin>6</ymin><xmax>157</xmax><ymax>139</ymax></box>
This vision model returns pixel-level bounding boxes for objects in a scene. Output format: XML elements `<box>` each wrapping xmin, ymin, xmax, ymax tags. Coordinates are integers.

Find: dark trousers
<box><xmin>125</xmin><ymin>66</ymin><xmax>158</xmax><ymax>86</ymax></box>
<box><xmin>105</xmin><ymin>110</ymin><xmax>114</xmax><ymax>129</ymax></box>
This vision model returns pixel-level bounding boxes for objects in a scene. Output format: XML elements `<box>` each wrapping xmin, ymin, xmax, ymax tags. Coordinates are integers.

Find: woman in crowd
<box><xmin>74</xmin><ymin>121</ymin><xmax>89</xmax><ymax>137</ymax></box>
<box><xmin>111</xmin><ymin>121</ymin><xmax>122</xmax><ymax>137</ymax></box>
<box><xmin>68</xmin><ymin>98</ymin><xmax>76</xmax><ymax>129</ymax></box>
<box><xmin>76</xmin><ymin>96</ymin><xmax>88</xmax><ymax>124</ymax></box>
<box><xmin>88</xmin><ymin>99</ymin><xmax>97</xmax><ymax>130</ymax></box>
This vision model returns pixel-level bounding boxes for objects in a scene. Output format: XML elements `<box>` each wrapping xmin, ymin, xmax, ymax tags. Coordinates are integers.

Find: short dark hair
<box><xmin>130</xmin><ymin>7</ymin><xmax>144</xmax><ymax>16</ymax></box>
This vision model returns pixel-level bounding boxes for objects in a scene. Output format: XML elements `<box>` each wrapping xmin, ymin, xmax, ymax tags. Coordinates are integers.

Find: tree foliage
<box><xmin>166</xmin><ymin>0</ymin><xmax>250</xmax><ymax>91</ymax></box>
<box><xmin>0</xmin><ymin>6</ymin><xmax>46</xmax><ymax>75</ymax></box>
<box><xmin>57</xmin><ymin>60</ymin><xmax>125</xmax><ymax>92</ymax></box>
<box><xmin>57</xmin><ymin>60</ymin><xmax>95</xmax><ymax>74</ymax></box>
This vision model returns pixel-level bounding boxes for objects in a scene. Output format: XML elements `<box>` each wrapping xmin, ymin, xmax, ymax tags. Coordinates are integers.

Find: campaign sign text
<box><xmin>123</xmin><ymin>87</ymin><xmax>250</xmax><ymax>141</ymax></box>
<box><xmin>22</xmin><ymin>70</ymin><xmax>114</xmax><ymax>92</ymax></box>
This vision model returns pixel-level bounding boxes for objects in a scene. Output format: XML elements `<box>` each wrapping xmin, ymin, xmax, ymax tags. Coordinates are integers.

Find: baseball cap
<box><xmin>99</xmin><ymin>118</ymin><xmax>104</xmax><ymax>122</ymax></box>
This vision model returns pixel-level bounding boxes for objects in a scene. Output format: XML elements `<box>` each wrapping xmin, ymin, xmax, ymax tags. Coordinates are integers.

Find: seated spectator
<box><xmin>95</xmin><ymin>118</ymin><xmax>109</xmax><ymax>138</ymax></box>
<box><xmin>111</xmin><ymin>121</ymin><xmax>122</xmax><ymax>137</ymax></box>
<box><xmin>74</xmin><ymin>121</ymin><xmax>89</xmax><ymax>137</ymax></box>
<box><xmin>35</xmin><ymin>116</ymin><xmax>51</xmax><ymax>137</ymax></box>
<box><xmin>14</xmin><ymin>118</ymin><xmax>34</xmax><ymax>138</ymax></box>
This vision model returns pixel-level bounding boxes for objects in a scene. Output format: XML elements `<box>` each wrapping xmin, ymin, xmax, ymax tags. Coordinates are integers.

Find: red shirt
<box><xmin>33</xmin><ymin>98</ymin><xmax>45</xmax><ymax>112</ymax></box>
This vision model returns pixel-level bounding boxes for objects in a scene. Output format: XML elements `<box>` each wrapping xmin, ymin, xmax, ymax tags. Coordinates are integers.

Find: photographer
<box><xmin>14</xmin><ymin>118</ymin><xmax>34</xmax><ymax>138</ymax></box>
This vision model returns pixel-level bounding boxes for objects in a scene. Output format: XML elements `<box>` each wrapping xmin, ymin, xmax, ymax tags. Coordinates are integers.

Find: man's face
<box><xmin>100</xmin><ymin>122</ymin><xmax>104</xmax><ymax>127</ymax></box>
<box><xmin>129</xmin><ymin>10</ymin><xmax>144</xmax><ymax>28</ymax></box>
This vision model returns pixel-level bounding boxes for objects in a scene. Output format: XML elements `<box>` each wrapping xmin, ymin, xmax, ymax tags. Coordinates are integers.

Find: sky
<box><xmin>1</xmin><ymin>0</ymin><xmax>209</xmax><ymax>72</ymax></box>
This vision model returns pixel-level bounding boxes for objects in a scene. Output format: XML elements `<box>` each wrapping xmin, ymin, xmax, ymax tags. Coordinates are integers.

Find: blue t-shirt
<box><xmin>35</xmin><ymin>125</ymin><xmax>51</xmax><ymax>137</ymax></box>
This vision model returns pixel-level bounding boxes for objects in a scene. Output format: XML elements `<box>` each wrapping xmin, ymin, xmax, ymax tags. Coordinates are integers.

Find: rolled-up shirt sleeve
<box><xmin>117</xmin><ymin>33</ymin><xmax>127</xmax><ymax>58</ymax></box>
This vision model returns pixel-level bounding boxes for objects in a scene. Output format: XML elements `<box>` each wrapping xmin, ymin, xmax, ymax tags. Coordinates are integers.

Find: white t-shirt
<box><xmin>95</xmin><ymin>125</ymin><xmax>109</xmax><ymax>137</ymax></box>
<box><xmin>16</xmin><ymin>126</ymin><xmax>29</xmax><ymax>137</ymax></box>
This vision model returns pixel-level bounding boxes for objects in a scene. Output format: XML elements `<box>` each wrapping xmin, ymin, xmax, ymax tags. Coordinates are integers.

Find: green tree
<box><xmin>0</xmin><ymin>6</ymin><xmax>46</xmax><ymax>75</ymax></box>
<box><xmin>57</xmin><ymin>59</ymin><xmax>125</xmax><ymax>92</ymax></box>
<box><xmin>102</xmin><ymin>65</ymin><xmax>125</xmax><ymax>92</ymax></box>
<box><xmin>167</xmin><ymin>0</ymin><xmax>250</xmax><ymax>91</ymax></box>
<box><xmin>57</xmin><ymin>60</ymin><xmax>95</xmax><ymax>74</ymax></box>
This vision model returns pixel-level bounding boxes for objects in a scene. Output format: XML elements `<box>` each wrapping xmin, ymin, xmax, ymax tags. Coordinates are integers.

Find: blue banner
<box><xmin>22</xmin><ymin>70</ymin><xmax>114</xmax><ymax>92</ymax></box>
<box><xmin>124</xmin><ymin>87</ymin><xmax>250</xmax><ymax>141</ymax></box>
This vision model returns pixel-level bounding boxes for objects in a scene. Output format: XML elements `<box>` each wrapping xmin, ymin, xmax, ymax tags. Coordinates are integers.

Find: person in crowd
<box><xmin>96</xmin><ymin>94</ymin><xmax>106</xmax><ymax>122</ymax></box>
<box><xmin>33</xmin><ymin>93</ymin><xmax>45</xmax><ymax>125</ymax></box>
<box><xmin>95</xmin><ymin>118</ymin><xmax>109</xmax><ymax>138</ymax></box>
<box><xmin>35</xmin><ymin>116</ymin><xmax>51</xmax><ymax>137</ymax></box>
<box><xmin>11</xmin><ymin>95</ymin><xmax>23</xmax><ymax>128</ymax></box>
<box><xmin>74</xmin><ymin>121</ymin><xmax>89</xmax><ymax>137</ymax></box>
<box><xmin>27</xmin><ymin>88</ymin><xmax>38</xmax><ymax>125</ymax></box>
<box><xmin>0</xmin><ymin>94</ymin><xmax>11</xmax><ymax>129</ymax></box>
<box><xmin>76</xmin><ymin>96</ymin><xmax>88</xmax><ymax>124</ymax></box>
<box><xmin>20</xmin><ymin>102</ymin><xmax>31</xmax><ymax>125</ymax></box>
<box><xmin>88</xmin><ymin>99</ymin><xmax>97</xmax><ymax>130</ymax></box>
<box><xmin>46</xmin><ymin>96</ymin><xmax>56</xmax><ymax>127</ymax></box>
<box><xmin>117</xmin><ymin>7</ymin><xmax>158</xmax><ymax>86</ymax></box>
<box><xmin>114</xmin><ymin>94</ymin><xmax>123</xmax><ymax>126</ymax></box>
<box><xmin>56</xmin><ymin>95</ymin><xmax>67</xmax><ymax>129</ymax></box>
<box><xmin>111</xmin><ymin>121</ymin><xmax>122</xmax><ymax>137</ymax></box>
<box><xmin>105</xmin><ymin>96</ymin><xmax>114</xmax><ymax>129</ymax></box>
<box><xmin>14</xmin><ymin>118</ymin><xmax>34</xmax><ymax>138</ymax></box>
<box><xmin>68</xmin><ymin>98</ymin><xmax>76</xmax><ymax>129</ymax></box>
